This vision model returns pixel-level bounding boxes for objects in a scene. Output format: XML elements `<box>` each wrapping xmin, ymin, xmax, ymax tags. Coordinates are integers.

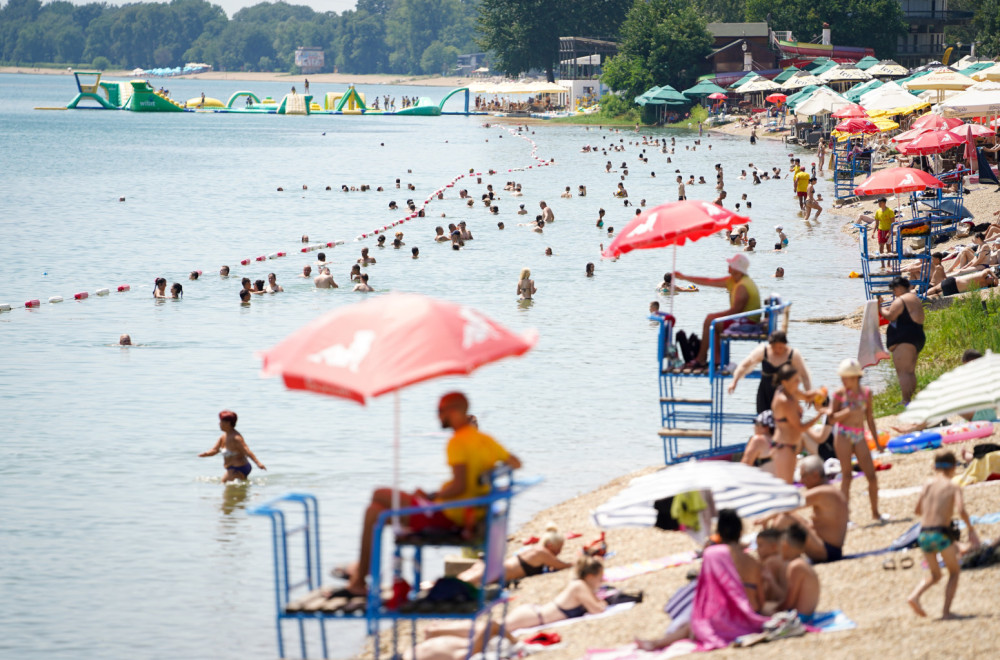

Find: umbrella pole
<box><xmin>392</xmin><ymin>390</ymin><xmax>401</xmax><ymax>532</ymax></box>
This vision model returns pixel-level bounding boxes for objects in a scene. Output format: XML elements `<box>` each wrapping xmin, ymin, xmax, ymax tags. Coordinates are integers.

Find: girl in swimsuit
<box><xmin>457</xmin><ymin>523</ymin><xmax>571</xmax><ymax>585</ymax></box>
<box><xmin>427</xmin><ymin>556</ymin><xmax>606</xmax><ymax>640</ymax></box>
<box><xmin>741</xmin><ymin>410</ymin><xmax>775</xmax><ymax>472</ymax></box>
<box><xmin>771</xmin><ymin>364</ymin><xmax>827</xmax><ymax>484</ymax></box>
<box><xmin>199</xmin><ymin>410</ymin><xmax>266</xmax><ymax>482</ymax></box>
<box><xmin>829</xmin><ymin>359</ymin><xmax>884</xmax><ymax>522</ymax></box>
<box><xmin>153</xmin><ymin>277</ymin><xmax>168</xmax><ymax>299</ymax></box>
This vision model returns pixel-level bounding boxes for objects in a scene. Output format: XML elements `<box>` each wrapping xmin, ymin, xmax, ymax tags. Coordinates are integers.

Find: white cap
<box><xmin>775</xmin><ymin>224</ymin><xmax>784</xmax><ymax>231</ymax></box>
<box><xmin>838</xmin><ymin>358</ymin><xmax>864</xmax><ymax>377</ymax></box>
<box><xmin>726</xmin><ymin>253</ymin><xmax>750</xmax><ymax>275</ymax></box>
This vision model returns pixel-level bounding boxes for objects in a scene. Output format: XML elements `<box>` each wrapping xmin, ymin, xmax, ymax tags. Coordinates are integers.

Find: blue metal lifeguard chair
<box><xmin>249</xmin><ymin>466</ymin><xmax>537</xmax><ymax>659</ymax></box>
<box><xmin>653</xmin><ymin>300</ymin><xmax>791</xmax><ymax>464</ymax></box>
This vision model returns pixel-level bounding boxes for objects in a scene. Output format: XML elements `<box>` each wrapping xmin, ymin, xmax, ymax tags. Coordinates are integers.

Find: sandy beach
<box><xmin>0</xmin><ymin>65</ymin><xmax>476</xmax><ymax>88</ymax></box>
<box><xmin>366</xmin><ymin>427</ymin><xmax>1000</xmax><ymax>659</ymax></box>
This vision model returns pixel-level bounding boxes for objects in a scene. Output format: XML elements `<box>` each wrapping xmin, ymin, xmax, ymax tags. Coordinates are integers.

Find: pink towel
<box><xmin>857</xmin><ymin>300</ymin><xmax>890</xmax><ymax>369</ymax></box>
<box><xmin>689</xmin><ymin>544</ymin><xmax>768</xmax><ymax>650</ymax></box>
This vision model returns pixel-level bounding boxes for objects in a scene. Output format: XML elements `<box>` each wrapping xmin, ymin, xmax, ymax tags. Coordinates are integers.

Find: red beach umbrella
<box><xmin>707</xmin><ymin>92</ymin><xmax>727</xmax><ymax>100</ymax></box>
<box><xmin>260</xmin><ymin>292</ymin><xmax>536</xmax><ymax>403</ymax></box>
<box><xmin>259</xmin><ymin>292</ymin><xmax>537</xmax><ymax>512</ymax></box>
<box><xmin>601</xmin><ymin>200</ymin><xmax>749</xmax><ymax>313</ymax></box>
<box><xmin>765</xmin><ymin>93</ymin><xmax>787</xmax><ymax>104</ymax></box>
<box><xmin>854</xmin><ymin>167</ymin><xmax>944</xmax><ymax>196</ymax></box>
<box><xmin>831</xmin><ymin>103</ymin><xmax>868</xmax><ymax>119</ymax></box>
<box><xmin>891</xmin><ymin>126</ymin><xmax>931</xmax><ymax>143</ymax></box>
<box><xmin>897</xmin><ymin>130</ymin><xmax>965</xmax><ymax>155</ymax></box>
<box><xmin>833</xmin><ymin>118</ymin><xmax>880</xmax><ymax>134</ymax></box>
<box><xmin>911</xmin><ymin>113</ymin><xmax>964</xmax><ymax>131</ymax></box>
<box><xmin>948</xmin><ymin>123</ymin><xmax>994</xmax><ymax>138</ymax></box>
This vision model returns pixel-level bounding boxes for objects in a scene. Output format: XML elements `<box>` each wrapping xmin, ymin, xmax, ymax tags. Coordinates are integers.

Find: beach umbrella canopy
<box><xmin>648</xmin><ymin>86</ymin><xmax>688</xmax><ymax>104</ymax></box>
<box><xmin>707</xmin><ymin>92</ymin><xmax>727</xmax><ymax>100</ymax></box>
<box><xmin>891</xmin><ymin>126</ymin><xmax>932</xmax><ymax>143</ymax></box>
<box><xmin>939</xmin><ymin>81</ymin><xmax>1000</xmax><ymax>118</ymax></box>
<box><xmin>949</xmin><ymin>123</ymin><xmax>995</xmax><ymax>138</ymax></box>
<box><xmin>911</xmin><ymin>112</ymin><xmax>965</xmax><ymax>130</ymax></box>
<box><xmin>601</xmin><ymin>201</ymin><xmax>748</xmax><ymax>259</ymax></box>
<box><xmin>866</xmin><ymin>61</ymin><xmax>909</xmax><ymax>77</ymax></box>
<box><xmin>971</xmin><ymin>63</ymin><xmax>1000</xmax><ymax>82</ymax></box>
<box><xmin>898</xmin><ymin>130</ymin><xmax>965</xmax><ymax>155</ymax></box>
<box><xmin>682</xmin><ymin>80</ymin><xmax>728</xmax><ymax>98</ymax></box>
<box><xmin>794</xmin><ymin>86</ymin><xmax>850</xmax><ymax>115</ymax></box>
<box><xmin>772</xmin><ymin>66</ymin><xmax>800</xmax><ymax>84</ymax></box>
<box><xmin>832</xmin><ymin>103</ymin><xmax>869</xmax><ymax>118</ymax></box>
<box><xmin>259</xmin><ymin>292</ymin><xmax>537</xmax><ymax>516</ymax></box>
<box><xmin>834</xmin><ymin>118</ymin><xmax>880</xmax><ymax>134</ymax></box>
<box><xmin>845</xmin><ymin>80</ymin><xmax>882</xmax><ymax>102</ymax></box>
<box><xmin>873</xmin><ymin>118</ymin><xmax>900</xmax><ymax>132</ymax></box>
<box><xmin>859</xmin><ymin>81</ymin><xmax>922</xmax><ymax>112</ymax></box>
<box><xmin>898</xmin><ymin>351</ymin><xmax>1000</xmax><ymax>425</ymax></box>
<box><xmin>781</xmin><ymin>73</ymin><xmax>824</xmax><ymax>91</ymax></box>
<box><xmin>737</xmin><ymin>77</ymin><xmax>781</xmax><ymax>93</ymax></box>
<box><xmin>728</xmin><ymin>72</ymin><xmax>760</xmax><ymax>90</ymax></box>
<box><xmin>592</xmin><ymin>462</ymin><xmax>804</xmax><ymax>528</ymax></box>
<box><xmin>855</xmin><ymin>55</ymin><xmax>881</xmax><ymax>70</ymax></box>
<box><xmin>819</xmin><ymin>65</ymin><xmax>872</xmax><ymax>83</ymax></box>
<box><xmin>904</xmin><ymin>68</ymin><xmax>976</xmax><ymax>91</ymax></box>
<box><xmin>854</xmin><ymin>167</ymin><xmax>945</xmax><ymax>196</ymax></box>
<box><xmin>765</xmin><ymin>93</ymin><xmax>787</xmax><ymax>104</ymax></box>
<box><xmin>260</xmin><ymin>293</ymin><xmax>537</xmax><ymax>403</ymax></box>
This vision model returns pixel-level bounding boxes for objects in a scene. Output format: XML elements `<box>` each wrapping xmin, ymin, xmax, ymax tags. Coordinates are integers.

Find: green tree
<box><xmin>477</xmin><ymin>0</ymin><xmax>632</xmax><ymax>81</ymax></box>
<box><xmin>602</xmin><ymin>0</ymin><xmax>712</xmax><ymax>102</ymax></box>
<box><xmin>420</xmin><ymin>39</ymin><xmax>459</xmax><ymax>73</ymax></box>
<box><xmin>745</xmin><ymin>0</ymin><xmax>906</xmax><ymax>59</ymax></box>
<box><xmin>970</xmin><ymin>0</ymin><xmax>1000</xmax><ymax>57</ymax></box>
<box><xmin>694</xmin><ymin>0</ymin><xmax>746</xmax><ymax>22</ymax></box>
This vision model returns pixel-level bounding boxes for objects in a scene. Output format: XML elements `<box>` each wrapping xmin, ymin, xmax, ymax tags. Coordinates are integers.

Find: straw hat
<box><xmin>838</xmin><ymin>358</ymin><xmax>864</xmax><ymax>377</ymax></box>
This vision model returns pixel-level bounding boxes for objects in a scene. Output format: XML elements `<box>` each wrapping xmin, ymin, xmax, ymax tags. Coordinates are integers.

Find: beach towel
<box><xmin>515</xmin><ymin>601</ymin><xmax>636</xmax><ymax>637</ymax></box>
<box><xmin>689</xmin><ymin>544</ymin><xmax>769</xmax><ymax>649</ymax></box>
<box><xmin>858</xmin><ymin>300</ymin><xmax>890</xmax><ymax>368</ymax></box>
<box><xmin>844</xmin><ymin>522</ymin><xmax>921</xmax><ymax>559</ymax></box>
<box><xmin>604</xmin><ymin>552</ymin><xmax>698</xmax><ymax>583</ymax></box>
<box><xmin>955</xmin><ymin>452</ymin><xmax>1000</xmax><ymax>486</ymax></box>
<box><xmin>956</xmin><ymin>511</ymin><xmax>1000</xmax><ymax>528</ymax></box>
<box><xmin>801</xmin><ymin>610</ymin><xmax>858</xmax><ymax>633</ymax></box>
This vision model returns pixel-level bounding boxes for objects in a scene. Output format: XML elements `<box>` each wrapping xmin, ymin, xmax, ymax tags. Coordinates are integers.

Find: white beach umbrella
<box><xmin>867</xmin><ymin>61</ymin><xmax>909</xmax><ymax>78</ymax></box>
<box><xmin>736</xmin><ymin>77</ymin><xmax>782</xmax><ymax>93</ymax></box>
<box><xmin>794</xmin><ymin>86</ymin><xmax>850</xmax><ymax>115</ymax></box>
<box><xmin>972</xmin><ymin>63</ymin><xmax>1000</xmax><ymax>82</ymax></box>
<box><xmin>904</xmin><ymin>68</ymin><xmax>977</xmax><ymax>91</ymax></box>
<box><xmin>898</xmin><ymin>351</ymin><xmax>1000</xmax><ymax>425</ymax></box>
<box><xmin>939</xmin><ymin>81</ymin><xmax>1000</xmax><ymax>118</ymax></box>
<box><xmin>781</xmin><ymin>73</ymin><xmax>824</xmax><ymax>91</ymax></box>
<box><xmin>860</xmin><ymin>82</ymin><xmax>921</xmax><ymax>112</ymax></box>
<box><xmin>592</xmin><ymin>461</ymin><xmax>804</xmax><ymax>529</ymax></box>
<box><xmin>819</xmin><ymin>65</ymin><xmax>872</xmax><ymax>83</ymax></box>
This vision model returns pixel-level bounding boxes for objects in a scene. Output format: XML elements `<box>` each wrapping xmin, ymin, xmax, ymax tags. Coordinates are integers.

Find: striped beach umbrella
<box><xmin>899</xmin><ymin>351</ymin><xmax>1000</xmax><ymax>425</ymax></box>
<box><xmin>592</xmin><ymin>461</ymin><xmax>803</xmax><ymax>529</ymax></box>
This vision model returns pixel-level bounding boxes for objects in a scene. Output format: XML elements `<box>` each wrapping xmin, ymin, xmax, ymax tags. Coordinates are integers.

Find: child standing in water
<box><xmin>200</xmin><ymin>410</ymin><xmax>266</xmax><ymax>482</ymax></box>
<box><xmin>908</xmin><ymin>451</ymin><xmax>979</xmax><ymax>619</ymax></box>
<box><xmin>828</xmin><ymin>358</ymin><xmax>883</xmax><ymax>521</ymax></box>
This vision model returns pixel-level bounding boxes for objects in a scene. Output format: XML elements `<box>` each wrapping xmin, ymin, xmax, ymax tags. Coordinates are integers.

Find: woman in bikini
<box><xmin>199</xmin><ymin>410</ymin><xmax>266</xmax><ymax>482</ymax></box>
<box><xmin>771</xmin><ymin>364</ymin><xmax>827</xmax><ymax>484</ymax></box>
<box><xmin>427</xmin><ymin>556</ymin><xmax>606</xmax><ymax>640</ymax></box>
<box><xmin>457</xmin><ymin>523</ymin><xmax>571</xmax><ymax>585</ymax></box>
<box><xmin>829</xmin><ymin>359</ymin><xmax>883</xmax><ymax>522</ymax></box>
<box><xmin>517</xmin><ymin>268</ymin><xmax>536</xmax><ymax>300</ymax></box>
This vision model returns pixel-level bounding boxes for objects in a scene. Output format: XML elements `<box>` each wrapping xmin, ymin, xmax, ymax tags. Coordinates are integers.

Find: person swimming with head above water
<box><xmin>199</xmin><ymin>410</ymin><xmax>266</xmax><ymax>482</ymax></box>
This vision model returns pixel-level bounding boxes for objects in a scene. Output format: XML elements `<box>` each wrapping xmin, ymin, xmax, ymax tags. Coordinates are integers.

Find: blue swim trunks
<box><xmin>228</xmin><ymin>463</ymin><xmax>252</xmax><ymax>478</ymax></box>
<box><xmin>918</xmin><ymin>527</ymin><xmax>952</xmax><ymax>554</ymax></box>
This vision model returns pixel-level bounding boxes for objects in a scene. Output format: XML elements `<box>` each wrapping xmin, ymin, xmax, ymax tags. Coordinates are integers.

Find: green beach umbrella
<box><xmin>773</xmin><ymin>66</ymin><xmax>801</xmax><ymax>84</ymax></box>
<box><xmin>647</xmin><ymin>85</ymin><xmax>688</xmax><ymax>104</ymax></box>
<box><xmin>855</xmin><ymin>56</ymin><xmax>880</xmax><ymax>71</ymax></box>
<box><xmin>682</xmin><ymin>80</ymin><xmax>728</xmax><ymax>98</ymax></box>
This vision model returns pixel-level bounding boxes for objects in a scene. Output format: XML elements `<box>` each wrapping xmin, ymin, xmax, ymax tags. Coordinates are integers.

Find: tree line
<box><xmin>0</xmin><ymin>0</ymin><xmax>479</xmax><ymax>75</ymax></box>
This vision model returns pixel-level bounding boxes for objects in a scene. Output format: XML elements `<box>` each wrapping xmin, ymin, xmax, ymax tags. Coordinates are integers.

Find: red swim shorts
<box><xmin>797</xmin><ymin>191</ymin><xmax>807</xmax><ymax>197</ymax></box>
<box><xmin>877</xmin><ymin>229</ymin><xmax>891</xmax><ymax>244</ymax></box>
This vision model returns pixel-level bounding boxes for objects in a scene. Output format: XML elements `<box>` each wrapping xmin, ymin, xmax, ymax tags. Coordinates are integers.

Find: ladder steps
<box><xmin>658</xmin><ymin>428</ymin><xmax>713</xmax><ymax>438</ymax></box>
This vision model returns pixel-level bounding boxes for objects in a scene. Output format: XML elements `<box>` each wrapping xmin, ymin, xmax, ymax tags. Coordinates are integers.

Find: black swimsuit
<box><xmin>886</xmin><ymin>299</ymin><xmax>926</xmax><ymax>353</ymax></box>
<box><xmin>757</xmin><ymin>348</ymin><xmax>795</xmax><ymax>413</ymax></box>
<box><xmin>517</xmin><ymin>554</ymin><xmax>545</xmax><ymax>577</ymax></box>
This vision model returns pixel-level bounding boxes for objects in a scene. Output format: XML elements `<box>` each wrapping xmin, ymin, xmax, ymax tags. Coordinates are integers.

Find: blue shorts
<box><xmin>228</xmin><ymin>463</ymin><xmax>252</xmax><ymax>478</ymax></box>
<box><xmin>918</xmin><ymin>527</ymin><xmax>952</xmax><ymax>554</ymax></box>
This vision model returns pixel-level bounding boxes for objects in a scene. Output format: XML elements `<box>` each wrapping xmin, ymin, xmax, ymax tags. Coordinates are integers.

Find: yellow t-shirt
<box><xmin>726</xmin><ymin>275</ymin><xmax>761</xmax><ymax>322</ymax></box>
<box><xmin>440</xmin><ymin>426</ymin><xmax>511</xmax><ymax>524</ymax></box>
<box><xmin>875</xmin><ymin>206</ymin><xmax>895</xmax><ymax>231</ymax></box>
<box><xmin>794</xmin><ymin>170</ymin><xmax>810</xmax><ymax>193</ymax></box>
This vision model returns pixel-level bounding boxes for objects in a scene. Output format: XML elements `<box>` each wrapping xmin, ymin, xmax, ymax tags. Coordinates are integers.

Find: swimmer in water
<box><xmin>353</xmin><ymin>273</ymin><xmax>374</xmax><ymax>292</ymax></box>
<box><xmin>517</xmin><ymin>268</ymin><xmax>537</xmax><ymax>300</ymax></box>
<box><xmin>411</xmin><ymin>247</ymin><xmax>419</xmax><ymax>259</ymax></box>
<box><xmin>586</xmin><ymin>263</ymin><xmax>595</xmax><ymax>277</ymax></box>
<box><xmin>434</xmin><ymin>226</ymin><xmax>450</xmax><ymax>242</ymax></box>
<box><xmin>349</xmin><ymin>264</ymin><xmax>362</xmax><ymax>282</ymax></box>
<box><xmin>189</xmin><ymin>271</ymin><xmax>200</xmax><ymax>281</ymax></box>
<box><xmin>545</xmin><ymin>247</ymin><xmax>553</xmax><ymax>256</ymax></box>
<box><xmin>153</xmin><ymin>277</ymin><xmax>168</xmax><ymax>299</ymax></box>
<box><xmin>220</xmin><ymin>265</ymin><xmax>230</xmax><ymax>277</ymax></box>
<box><xmin>300</xmin><ymin>265</ymin><xmax>312</xmax><ymax>278</ymax></box>
<box><xmin>266</xmin><ymin>273</ymin><xmax>283</xmax><ymax>293</ymax></box>
<box><xmin>358</xmin><ymin>247</ymin><xmax>377</xmax><ymax>266</ymax></box>
<box><xmin>199</xmin><ymin>410</ymin><xmax>266</xmax><ymax>483</ymax></box>
<box><xmin>170</xmin><ymin>283</ymin><xmax>183</xmax><ymax>298</ymax></box>
<box><xmin>314</xmin><ymin>268</ymin><xmax>337</xmax><ymax>289</ymax></box>
<box><xmin>119</xmin><ymin>334</ymin><xmax>132</xmax><ymax>346</ymax></box>
<box><xmin>239</xmin><ymin>289</ymin><xmax>251</xmax><ymax>304</ymax></box>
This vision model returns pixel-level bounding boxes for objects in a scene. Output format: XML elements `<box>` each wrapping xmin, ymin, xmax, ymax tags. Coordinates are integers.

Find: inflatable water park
<box><xmin>41</xmin><ymin>71</ymin><xmax>477</xmax><ymax>116</ymax></box>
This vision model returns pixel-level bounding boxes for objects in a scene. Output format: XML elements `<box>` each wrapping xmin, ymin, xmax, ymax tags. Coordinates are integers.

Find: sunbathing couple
<box><xmin>637</xmin><ymin>509</ymin><xmax>821</xmax><ymax>651</ymax></box>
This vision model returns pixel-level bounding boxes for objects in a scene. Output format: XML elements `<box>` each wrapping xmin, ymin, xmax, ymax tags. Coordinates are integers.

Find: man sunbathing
<box><xmin>764</xmin><ymin>456</ymin><xmax>848</xmax><ymax>563</ymax></box>
<box><xmin>779</xmin><ymin>524</ymin><xmax>820</xmax><ymax>618</ymax></box>
<box><xmin>330</xmin><ymin>392</ymin><xmax>521</xmax><ymax>598</ymax></box>
<box><xmin>904</xmin><ymin>252</ymin><xmax>946</xmax><ymax>288</ymax></box>
<box><xmin>926</xmin><ymin>268</ymin><xmax>998</xmax><ymax>298</ymax></box>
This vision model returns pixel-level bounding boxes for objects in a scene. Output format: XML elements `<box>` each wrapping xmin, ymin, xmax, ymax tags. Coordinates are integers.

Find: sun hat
<box><xmin>837</xmin><ymin>358</ymin><xmax>864</xmax><ymax>378</ymax></box>
<box><xmin>775</xmin><ymin>224</ymin><xmax>784</xmax><ymax>232</ymax></box>
<box><xmin>726</xmin><ymin>253</ymin><xmax>751</xmax><ymax>275</ymax></box>
<box><xmin>755</xmin><ymin>410</ymin><xmax>775</xmax><ymax>431</ymax></box>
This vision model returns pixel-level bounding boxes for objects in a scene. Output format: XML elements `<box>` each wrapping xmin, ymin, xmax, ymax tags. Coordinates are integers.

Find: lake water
<box><xmin>0</xmin><ymin>74</ymin><xmax>876</xmax><ymax>659</ymax></box>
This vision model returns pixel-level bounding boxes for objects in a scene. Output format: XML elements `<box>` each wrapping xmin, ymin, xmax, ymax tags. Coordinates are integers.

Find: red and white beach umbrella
<box><xmin>831</xmin><ymin>103</ymin><xmax>869</xmax><ymax>119</ymax></box>
<box><xmin>897</xmin><ymin>130</ymin><xmax>965</xmax><ymax>156</ymax></box>
<box><xmin>891</xmin><ymin>126</ymin><xmax>932</xmax><ymax>143</ymax></box>
<box><xmin>911</xmin><ymin>113</ymin><xmax>964</xmax><ymax>131</ymax></box>
<box><xmin>948</xmin><ymin>123</ymin><xmax>994</xmax><ymax>138</ymax></box>
<box><xmin>854</xmin><ymin>167</ymin><xmax>944</xmax><ymax>196</ymax></box>
<box><xmin>765</xmin><ymin>93</ymin><xmax>787</xmax><ymax>104</ymax></box>
<box><xmin>834</xmin><ymin>118</ymin><xmax>880</xmax><ymax>134</ymax></box>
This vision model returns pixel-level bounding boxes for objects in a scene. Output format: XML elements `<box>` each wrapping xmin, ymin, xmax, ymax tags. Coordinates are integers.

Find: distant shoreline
<box><xmin>0</xmin><ymin>66</ymin><xmax>474</xmax><ymax>88</ymax></box>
